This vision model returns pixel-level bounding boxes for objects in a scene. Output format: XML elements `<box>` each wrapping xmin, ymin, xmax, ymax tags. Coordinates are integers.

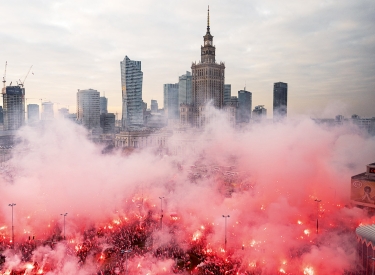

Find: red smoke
<box><xmin>0</xmin><ymin>113</ymin><xmax>374</xmax><ymax>274</ymax></box>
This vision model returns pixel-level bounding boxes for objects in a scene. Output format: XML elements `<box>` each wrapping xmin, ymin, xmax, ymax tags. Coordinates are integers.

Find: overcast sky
<box><xmin>1</xmin><ymin>0</ymin><xmax>374</xmax><ymax>118</ymax></box>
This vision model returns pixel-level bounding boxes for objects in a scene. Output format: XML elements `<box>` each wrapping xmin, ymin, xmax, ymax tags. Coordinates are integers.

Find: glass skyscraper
<box><xmin>77</xmin><ymin>89</ymin><xmax>100</xmax><ymax>129</ymax></box>
<box><xmin>164</xmin><ymin>83</ymin><xmax>179</xmax><ymax>120</ymax></box>
<box><xmin>178</xmin><ymin>71</ymin><xmax>192</xmax><ymax>106</ymax></box>
<box><xmin>120</xmin><ymin>56</ymin><xmax>143</xmax><ymax>130</ymax></box>
<box><xmin>273</xmin><ymin>82</ymin><xmax>288</xmax><ymax>121</ymax></box>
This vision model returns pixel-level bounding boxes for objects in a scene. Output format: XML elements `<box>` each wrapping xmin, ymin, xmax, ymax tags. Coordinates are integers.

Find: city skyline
<box><xmin>1</xmin><ymin>0</ymin><xmax>374</xmax><ymax>118</ymax></box>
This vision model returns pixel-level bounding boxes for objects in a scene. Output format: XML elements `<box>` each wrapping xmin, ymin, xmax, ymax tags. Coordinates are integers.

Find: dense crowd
<box><xmin>0</xmin><ymin>208</ymin><xmax>258</xmax><ymax>275</ymax></box>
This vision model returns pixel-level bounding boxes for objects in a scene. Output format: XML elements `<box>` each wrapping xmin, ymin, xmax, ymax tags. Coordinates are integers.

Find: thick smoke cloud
<box><xmin>0</xmin><ymin>112</ymin><xmax>374</xmax><ymax>274</ymax></box>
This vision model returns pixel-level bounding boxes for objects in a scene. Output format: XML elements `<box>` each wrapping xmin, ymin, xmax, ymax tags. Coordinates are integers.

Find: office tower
<box><xmin>252</xmin><ymin>105</ymin><xmax>267</xmax><ymax>122</ymax></box>
<box><xmin>100</xmin><ymin>96</ymin><xmax>108</xmax><ymax>114</ymax></box>
<box><xmin>41</xmin><ymin>101</ymin><xmax>54</xmax><ymax>120</ymax></box>
<box><xmin>238</xmin><ymin>90</ymin><xmax>252</xmax><ymax>123</ymax></box>
<box><xmin>27</xmin><ymin>104</ymin><xmax>39</xmax><ymax>123</ymax></box>
<box><xmin>273</xmin><ymin>82</ymin><xmax>288</xmax><ymax>121</ymax></box>
<box><xmin>77</xmin><ymin>89</ymin><xmax>100</xmax><ymax>129</ymax></box>
<box><xmin>178</xmin><ymin>71</ymin><xmax>192</xmax><ymax>106</ymax></box>
<box><xmin>151</xmin><ymin>100</ymin><xmax>158</xmax><ymax>113</ymax></box>
<box><xmin>100</xmin><ymin>113</ymin><xmax>115</xmax><ymax>133</ymax></box>
<box><xmin>190</xmin><ymin>7</ymin><xmax>225</xmax><ymax>127</ymax></box>
<box><xmin>120</xmin><ymin>55</ymin><xmax>143</xmax><ymax>130</ymax></box>
<box><xmin>3</xmin><ymin>86</ymin><xmax>25</xmax><ymax>130</ymax></box>
<box><xmin>164</xmin><ymin>83</ymin><xmax>179</xmax><ymax>120</ymax></box>
<box><xmin>0</xmin><ymin>106</ymin><xmax>4</xmax><ymax>124</ymax></box>
<box><xmin>224</xmin><ymin>84</ymin><xmax>231</xmax><ymax>106</ymax></box>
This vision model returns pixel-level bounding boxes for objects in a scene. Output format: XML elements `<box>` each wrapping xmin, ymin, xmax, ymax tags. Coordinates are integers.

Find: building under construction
<box><xmin>3</xmin><ymin>86</ymin><xmax>25</xmax><ymax>130</ymax></box>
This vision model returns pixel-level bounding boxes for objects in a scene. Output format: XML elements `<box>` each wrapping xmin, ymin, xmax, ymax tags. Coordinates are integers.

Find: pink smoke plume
<box><xmin>0</xmin><ymin>113</ymin><xmax>374</xmax><ymax>274</ymax></box>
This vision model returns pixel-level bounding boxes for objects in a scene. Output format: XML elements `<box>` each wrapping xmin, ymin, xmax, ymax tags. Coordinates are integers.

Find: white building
<box><xmin>120</xmin><ymin>56</ymin><xmax>144</xmax><ymax>130</ymax></box>
<box><xmin>27</xmin><ymin>104</ymin><xmax>39</xmax><ymax>124</ymax></box>
<box><xmin>41</xmin><ymin>101</ymin><xmax>54</xmax><ymax>120</ymax></box>
<box><xmin>77</xmin><ymin>89</ymin><xmax>100</xmax><ymax>129</ymax></box>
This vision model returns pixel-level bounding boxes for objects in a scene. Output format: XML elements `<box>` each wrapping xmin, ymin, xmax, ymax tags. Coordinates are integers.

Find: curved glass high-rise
<box><xmin>120</xmin><ymin>56</ymin><xmax>143</xmax><ymax>130</ymax></box>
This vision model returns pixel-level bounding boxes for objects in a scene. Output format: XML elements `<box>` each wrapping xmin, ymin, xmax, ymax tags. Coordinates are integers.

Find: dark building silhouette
<box><xmin>3</xmin><ymin>86</ymin><xmax>25</xmax><ymax>130</ymax></box>
<box><xmin>224</xmin><ymin>84</ymin><xmax>231</xmax><ymax>106</ymax></box>
<box><xmin>0</xmin><ymin>106</ymin><xmax>3</xmax><ymax>124</ymax></box>
<box><xmin>100</xmin><ymin>96</ymin><xmax>108</xmax><ymax>114</ymax></box>
<box><xmin>238</xmin><ymin>90</ymin><xmax>252</xmax><ymax>123</ymax></box>
<box><xmin>100</xmin><ymin>113</ymin><xmax>115</xmax><ymax>133</ymax></box>
<box><xmin>252</xmin><ymin>105</ymin><xmax>267</xmax><ymax>122</ymax></box>
<box><xmin>273</xmin><ymin>82</ymin><xmax>288</xmax><ymax>121</ymax></box>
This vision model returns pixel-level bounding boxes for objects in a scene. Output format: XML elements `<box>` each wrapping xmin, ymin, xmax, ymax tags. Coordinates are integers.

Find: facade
<box><xmin>41</xmin><ymin>101</ymin><xmax>54</xmax><ymax>120</ymax></box>
<box><xmin>273</xmin><ymin>82</ymin><xmax>288</xmax><ymax>121</ymax></box>
<box><xmin>182</xmin><ymin>7</ymin><xmax>225</xmax><ymax>128</ymax></box>
<box><xmin>180</xmin><ymin>104</ymin><xmax>194</xmax><ymax>126</ymax></box>
<box><xmin>238</xmin><ymin>90</ymin><xmax>252</xmax><ymax>123</ymax></box>
<box><xmin>115</xmin><ymin>128</ymin><xmax>172</xmax><ymax>149</ymax></box>
<box><xmin>0</xmin><ymin>106</ymin><xmax>3</xmax><ymax>124</ymax></box>
<box><xmin>100</xmin><ymin>96</ymin><xmax>108</xmax><ymax>114</ymax></box>
<box><xmin>352</xmin><ymin>115</ymin><xmax>375</xmax><ymax>135</ymax></box>
<box><xmin>224</xmin><ymin>84</ymin><xmax>231</xmax><ymax>106</ymax></box>
<box><xmin>27</xmin><ymin>104</ymin><xmax>39</xmax><ymax>123</ymax></box>
<box><xmin>252</xmin><ymin>105</ymin><xmax>267</xmax><ymax>122</ymax></box>
<box><xmin>164</xmin><ymin>83</ymin><xmax>179</xmax><ymax>120</ymax></box>
<box><xmin>351</xmin><ymin>162</ymin><xmax>375</xmax><ymax>208</ymax></box>
<box><xmin>3</xmin><ymin>86</ymin><xmax>25</xmax><ymax>131</ymax></box>
<box><xmin>120</xmin><ymin>55</ymin><xmax>144</xmax><ymax>130</ymax></box>
<box><xmin>77</xmin><ymin>89</ymin><xmax>100</xmax><ymax>129</ymax></box>
<box><xmin>356</xmin><ymin>224</ymin><xmax>375</xmax><ymax>274</ymax></box>
<box><xmin>151</xmin><ymin>100</ymin><xmax>158</xmax><ymax>113</ymax></box>
<box><xmin>178</xmin><ymin>71</ymin><xmax>192</xmax><ymax>106</ymax></box>
<box><xmin>100</xmin><ymin>113</ymin><xmax>115</xmax><ymax>134</ymax></box>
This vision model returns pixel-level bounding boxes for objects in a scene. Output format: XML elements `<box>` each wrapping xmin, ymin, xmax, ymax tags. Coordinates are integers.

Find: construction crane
<box><xmin>2</xmin><ymin>61</ymin><xmax>7</xmax><ymax>94</ymax></box>
<box><xmin>18</xmin><ymin>65</ymin><xmax>33</xmax><ymax>88</ymax></box>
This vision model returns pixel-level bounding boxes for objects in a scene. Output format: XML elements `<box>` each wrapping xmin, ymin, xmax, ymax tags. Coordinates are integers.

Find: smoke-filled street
<box><xmin>0</xmin><ymin>115</ymin><xmax>374</xmax><ymax>274</ymax></box>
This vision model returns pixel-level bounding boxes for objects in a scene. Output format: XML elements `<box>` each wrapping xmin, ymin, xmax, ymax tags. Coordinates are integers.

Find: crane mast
<box><xmin>19</xmin><ymin>65</ymin><xmax>33</xmax><ymax>88</ymax></box>
<box><xmin>2</xmin><ymin>61</ymin><xmax>7</xmax><ymax>94</ymax></box>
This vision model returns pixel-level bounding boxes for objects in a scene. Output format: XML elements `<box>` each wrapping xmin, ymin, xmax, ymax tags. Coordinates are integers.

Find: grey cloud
<box><xmin>0</xmin><ymin>0</ymin><xmax>374</xmax><ymax>117</ymax></box>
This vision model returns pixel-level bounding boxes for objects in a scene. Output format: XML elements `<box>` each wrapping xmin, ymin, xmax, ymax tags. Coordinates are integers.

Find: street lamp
<box><xmin>8</xmin><ymin>203</ymin><xmax>16</xmax><ymax>248</ymax></box>
<box><xmin>159</xmin><ymin>197</ymin><xmax>164</xmax><ymax>230</ymax></box>
<box><xmin>122</xmin><ymin>249</ymin><xmax>132</xmax><ymax>275</ymax></box>
<box><xmin>222</xmin><ymin>215</ymin><xmax>230</xmax><ymax>251</ymax></box>
<box><xmin>60</xmin><ymin>213</ymin><xmax>68</xmax><ymax>240</ymax></box>
<box><xmin>314</xmin><ymin>199</ymin><xmax>321</xmax><ymax>234</ymax></box>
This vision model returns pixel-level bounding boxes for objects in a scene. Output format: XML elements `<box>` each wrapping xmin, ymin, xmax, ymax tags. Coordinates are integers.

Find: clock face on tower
<box><xmin>205</xmin><ymin>40</ymin><xmax>211</xmax><ymax>46</ymax></box>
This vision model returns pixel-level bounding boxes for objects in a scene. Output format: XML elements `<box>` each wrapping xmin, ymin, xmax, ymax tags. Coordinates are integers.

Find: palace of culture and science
<box><xmin>180</xmin><ymin>7</ymin><xmax>226</xmax><ymax>128</ymax></box>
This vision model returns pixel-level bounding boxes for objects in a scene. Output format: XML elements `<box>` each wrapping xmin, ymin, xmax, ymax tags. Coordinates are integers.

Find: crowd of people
<box><xmin>0</xmin><ymin>207</ymin><xmax>260</xmax><ymax>274</ymax></box>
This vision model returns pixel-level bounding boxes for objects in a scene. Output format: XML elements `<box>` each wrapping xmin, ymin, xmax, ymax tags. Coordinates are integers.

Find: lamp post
<box><xmin>314</xmin><ymin>199</ymin><xmax>321</xmax><ymax>234</ymax></box>
<box><xmin>159</xmin><ymin>197</ymin><xmax>164</xmax><ymax>230</ymax></box>
<box><xmin>60</xmin><ymin>213</ymin><xmax>68</xmax><ymax>240</ymax></box>
<box><xmin>122</xmin><ymin>249</ymin><xmax>132</xmax><ymax>275</ymax></box>
<box><xmin>8</xmin><ymin>203</ymin><xmax>16</xmax><ymax>248</ymax></box>
<box><xmin>222</xmin><ymin>215</ymin><xmax>230</xmax><ymax>251</ymax></box>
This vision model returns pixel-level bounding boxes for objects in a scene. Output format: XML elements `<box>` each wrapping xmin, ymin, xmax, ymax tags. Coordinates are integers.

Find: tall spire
<box><xmin>207</xmin><ymin>5</ymin><xmax>210</xmax><ymax>33</ymax></box>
